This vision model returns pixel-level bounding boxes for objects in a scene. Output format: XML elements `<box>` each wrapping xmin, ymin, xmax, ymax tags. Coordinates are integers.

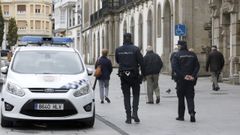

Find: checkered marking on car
<box><xmin>60</xmin><ymin>79</ymin><xmax>87</xmax><ymax>89</ymax></box>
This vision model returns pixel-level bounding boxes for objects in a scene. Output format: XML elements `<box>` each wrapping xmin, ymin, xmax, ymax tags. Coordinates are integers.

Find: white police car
<box><xmin>0</xmin><ymin>37</ymin><xmax>95</xmax><ymax>127</ymax></box>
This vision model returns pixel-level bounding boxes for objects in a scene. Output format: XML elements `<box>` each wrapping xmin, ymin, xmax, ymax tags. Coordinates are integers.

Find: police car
<box><xmin>0</xmin><ymin>36</ymin><xmax>95</xmax><ymax>127</ymax></box>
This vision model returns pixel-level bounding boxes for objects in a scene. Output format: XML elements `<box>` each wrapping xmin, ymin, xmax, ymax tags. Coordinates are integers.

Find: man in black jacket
<box><xmin>115</xmin><ymin>33</ymin><xmax>145</xmax><ymax>124</ymax></box>
<box><xmin>206</xmin><ymin>45</ymin><xmax>225</xmax><ymax>91</ymax></box>
<box><xmin>143</xmin><ymin>45</ymin><xmax>163</xmax><ymax>104</ymax></box>
<box><xmin>172</xmin><ymin>40</ymin><xmax>200</xmax><ymax>122</ymax></box>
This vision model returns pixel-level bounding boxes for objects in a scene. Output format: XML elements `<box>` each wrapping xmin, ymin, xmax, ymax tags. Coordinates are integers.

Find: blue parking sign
<box><xmin>175</xmin><ymin>24</ymin><xmax>187</xmax><ymax>36</ymax></box>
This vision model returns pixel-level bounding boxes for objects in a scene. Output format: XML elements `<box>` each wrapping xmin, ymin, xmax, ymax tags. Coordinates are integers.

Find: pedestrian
<box><xmin>95</xmin><ymin>49</ymin><xmax>113</xmax><ymax>104</ymax></box>
<box><xmin>143</xmin><ymin>45</ymin><xmax>163</xmax><ymax>104</ymax></box>
<box><xmin>115</xmin><ymin>33</ymin><xmax>145</xmax><ymax>124</ymax></box>
<box><xmin>172</xmin><ymin>40</ymin><xmax>200</xmax><ymax>122</ymax></box>
<box><xmin>206</xmin><ymin>45</ymin><xmax>225</xmax><ymax>91</ymax></box>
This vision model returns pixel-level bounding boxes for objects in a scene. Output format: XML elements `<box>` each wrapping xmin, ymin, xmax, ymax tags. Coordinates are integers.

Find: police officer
<box><xmin>172</xmin><ymin>41</ymin><xmax>200</xmax><ymax>122</ymax></box>
<box><xmin>115</xmin><ymin>33</ymin><xmax>144</xmax><ymax>124</ymax></box>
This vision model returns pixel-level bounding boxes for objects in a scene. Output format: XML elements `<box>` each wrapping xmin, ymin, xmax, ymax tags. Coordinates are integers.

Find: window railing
<box><xmin>17</xmin><ymin>11</ymin><xmax>26</xmax><ymax>14</ymax></box>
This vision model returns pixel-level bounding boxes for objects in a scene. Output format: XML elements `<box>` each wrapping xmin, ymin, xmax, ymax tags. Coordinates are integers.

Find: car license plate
<box><xmin>34</xmin><ymin>103</ymin><xmax>64</xmax><ymax>110</ymax></box>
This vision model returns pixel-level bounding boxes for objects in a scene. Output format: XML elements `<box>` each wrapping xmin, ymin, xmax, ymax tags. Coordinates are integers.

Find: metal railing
<box><xmin>90</xmin><ymin>0</ymin><xmax>145</xmax><ymax>25</ymax></box>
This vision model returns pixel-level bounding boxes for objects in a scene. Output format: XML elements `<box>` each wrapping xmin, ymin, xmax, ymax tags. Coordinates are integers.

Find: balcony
<box><xmin>54</xmin><ymin>0</ymin><xmax>77</xmax><ymax>8</ymax></box>
<box><xmin>14</xmin><ymin>0</ymin><xmax>52</xmax><ymax>3</ymax></box>
<box><xmin>54</xmin><ymin>23</ymin><xmax>67</xmax><ymax>32</ymax></box>
<box><xmin>18</xmin><ymin>29</ymin><xmax>52</xmax><ymax>36</ymax></box>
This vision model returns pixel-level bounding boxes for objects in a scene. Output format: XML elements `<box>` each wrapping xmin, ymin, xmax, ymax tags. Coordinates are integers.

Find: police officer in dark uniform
<box><xmin>172</xmin><ymin>41</ymin><xmax>200</xmax><ymax>122</ymax></box>
<box><xmin>115</xmin><ymin>33</ymin><xmax>145</xmax><ymax>124</ymax></box>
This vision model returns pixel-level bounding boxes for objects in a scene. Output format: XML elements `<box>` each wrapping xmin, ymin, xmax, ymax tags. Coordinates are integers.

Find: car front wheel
<box><xmin>84</xmin><ymin>107</ymin><xmax>95</xmax><ymax>128</ymax></box>
<box><xmin>1</xmin><ymin>114</ymin><xmax>13</xmax><ymax>127</ymax></box>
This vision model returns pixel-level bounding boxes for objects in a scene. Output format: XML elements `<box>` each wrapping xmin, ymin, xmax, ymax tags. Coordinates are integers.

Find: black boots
<box><xmin>105</xmin><ymin>97</ymin><xmax>111</xmax><ymax>103</ymax></box>
<box><xmin>125</xmin><ymin>111</ymin><xmax>140</xmax><ymax>124</ymax></box>
<box><xmin>176</xmin><ymin>117</ymin><xmax>184</xmax><ymax>121</ymax></box>
<box><xmin>190</xmin><ymin>114</ymin><xmax>196</xmax><ymax>122</ymax></box>
<box><xmin>125</xmin><ymin>113</ymin><xmax>131</xmax><ymax>124</ymax></box>
<box><xmin>176</xmin><ymin>115</ymin><xmax>196</xmax><ymax>122</ymax></box>
<box><xmin>156</xmin><ymin>97</ymin><xmax>160</xmax><ymax>104</ymax></box>
<box><xmin>132</xmin><ymin>111</ymin><xmax>140</xmax><ymax>123</ymax></box>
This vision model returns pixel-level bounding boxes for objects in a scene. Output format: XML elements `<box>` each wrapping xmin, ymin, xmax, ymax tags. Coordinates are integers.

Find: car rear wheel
<box><xmin>1</xmin><ymin>114</ymin><xmax>13</xmax><ymax>127</ymax></box>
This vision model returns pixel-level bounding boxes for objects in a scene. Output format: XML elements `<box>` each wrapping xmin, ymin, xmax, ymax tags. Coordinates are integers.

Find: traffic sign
<box><xmin>175</xmin><ymin>24</ymin><xmax>187</xmax><ymax>36</ymax></box>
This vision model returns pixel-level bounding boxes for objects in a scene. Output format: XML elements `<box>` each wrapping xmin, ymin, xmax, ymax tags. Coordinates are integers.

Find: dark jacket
<box><xmin>172</xmin><ymin>49</ymin><xmax>200</xmax><ymax>81</ymax></box>
<box><xmin>143</xmin><ymin>51</ymin><xmax>163</xmax><ymax>76</ymax></box>
<box><xmin>206</xmin><ymin>50</ymin><xmax>225</xmax><ymax>72</ymax></box>
<box><xmin>115</xmin><ymin>43</ymin><xmax>144</xmax><ymax>75</ymax></box>
<box><xmin>95</xmin><ymin>56</ymin><xmax>113</xmax><ymax>80</ymax></box>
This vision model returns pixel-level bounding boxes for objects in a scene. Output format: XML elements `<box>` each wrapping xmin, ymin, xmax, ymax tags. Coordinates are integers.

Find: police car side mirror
<box><xmin>87</xmin><ymin>68</ymin><xmax>93</xmax><ymax>76</ymax></box>
<box><xmin>1</xmin><ymin>66</ymin><xmax>8</xmax><ymax>75</ymax></box>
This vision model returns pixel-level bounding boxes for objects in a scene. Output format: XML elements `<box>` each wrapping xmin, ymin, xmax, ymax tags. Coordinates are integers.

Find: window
<box><xmin>35</xmin><ymin>21</ymin><xmax>41</xmax><ymax>29</ymax></box>
<box><xmin>130</xmin><ymin>17</ymin><xmax>135</xmax><ymax>44</ymax></box>
<box><xmin>46</xmin><ymin>6</ymin><xmax>50</xmax><ymax>15</ymax></box>
<box><xmin>35</xmin><ymin>5</ymin><xmax>41</xmax><ymax>14</ymax></box>
<box><xmin>46</xmin><ymin>21</ymin><xmax>49</xmax><ymax>30</ymax></box>
<box><xmin>17</xmin><ymin>21</ymin><xmax>27</xmax><ymax>30</ymax></box>
<box><xmin>147</xmin><ymin>10</ymin><xmax>153</xmax><ymax>46</ymax></box>
<box><xmin>42</xmin><ymin>5</ymin><xmax>45</xmax><ymax>14</ymax></box>
<box><xmin>138</xmin><ymin>14</ymin><xmax>143</xmax><ymax>51</ymax></box>
<box><xmin>3</xmin><ymin>5</ymin><xmax>9</xmax><ymax>16</ymax></box>
<box><xmin>157</xmin><ymin>4</ymin><xmax>162</xmax><ymax>37</ymax></box>
<box><xmin>17</xmin><ymin>5</ymin><xmax>26</xmax><ymax>14</ymax></box>
<box><xmin>12</xmin><ymin>51</ymin><xmax>84</xmax><ymax>74</ymax></box>
<box><xmin>84</xmin><ymin>1</ymin><xmax>89</xmax><ymax>24</ymax></box>
<box><xmin>123</xmin><ymin>20</ymin><xmax>127</xmax><ymax>34</ymax></box>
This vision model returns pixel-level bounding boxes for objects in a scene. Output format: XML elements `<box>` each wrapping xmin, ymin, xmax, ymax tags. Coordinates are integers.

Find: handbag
<box><xmin>94</xmin><ymin>65</ymin><xmax>102</xmax><ymax>77</ymax></box>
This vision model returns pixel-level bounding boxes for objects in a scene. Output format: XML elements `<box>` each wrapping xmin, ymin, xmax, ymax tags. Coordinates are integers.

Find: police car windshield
<box><xmin>12</xmin><ymin>51</ymin><xmax>84</xmax><ymax>74</ymax></box>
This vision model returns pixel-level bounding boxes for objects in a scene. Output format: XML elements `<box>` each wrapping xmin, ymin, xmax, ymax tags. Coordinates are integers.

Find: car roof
<box><xmin>16</xmin><ymin>46</ymin><xmax>76</xmax><ymax>52</ymax></box>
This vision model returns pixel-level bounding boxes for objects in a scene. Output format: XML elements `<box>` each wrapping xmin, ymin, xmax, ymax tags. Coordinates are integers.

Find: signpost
<box><xmin>175</xmin><ymin>24</ymin><xmax>187</xmax><ymax>36</ymax></box>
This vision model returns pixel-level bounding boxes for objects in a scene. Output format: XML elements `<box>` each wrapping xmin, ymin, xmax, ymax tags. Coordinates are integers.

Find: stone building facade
<box><xmin>209</xmin><ymin>0</ymin><xmax>240</xmax><ymax>84</ymax></box>
<box><xmin>1</xmin><ymin>0</ymin><xmax>53</xmax><ymax>49</ymax></box>
<box><xmin>81</xmin><ymin>0</ymin><xmax>210</xmax><ymax>75</ymax></box>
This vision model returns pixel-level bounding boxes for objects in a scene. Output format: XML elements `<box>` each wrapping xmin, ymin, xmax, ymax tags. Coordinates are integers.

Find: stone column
<box><xmin>230</xmin><ymin>13</ymin><xmax>240</xmax><ymax>84</ymax></box>
<box><xmin>113</xmin><ymin>15</ymin><xmax>120</xmax><ymax>66</ymax></box>
<box><xmin>108</xmin><ymin>17</ymin><xmax>114</xmax><ymax>64</ymax></box>
<box><xmin>104</xmin><ymin>21</ymin><xmax>109</xmax><ymax>49</ymax></box>
<box><xmin>179</xmin><ymin>0</ymin><xmax>193</xmax><ymax>48</ymax></box>
<box><xmin>108</xmin><ymin>18</ymin><xmax>113</xmax><ymax>55</ymax></box>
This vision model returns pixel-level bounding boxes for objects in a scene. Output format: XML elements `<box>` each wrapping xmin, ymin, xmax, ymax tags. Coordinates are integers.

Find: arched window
<box><xmin>138</xmin><ymin>14</ymin><xmax>143</xmax><ymax>51</ymax></box>
<box><xmin>157</xmin><ymin>4</ymin><xmax>162</xmax><ymax>37</ymax></box>
<box><xmin>130</xmin><ymin>17</ymin><xmax>135</xmax><ymax>44</ymax></box>
<box><xmin>147</xmin><ymin>10</ymin><xmax>153</xmax><ymax>46</ymax></box>
<box><xmin>93</xmin><ymin>34</ymin><xmax>96</xmax><ymax>61</ymax></box>
<box><xmin>97</xmin><ymin>32</ymin><xmax>100</xmax><ymax>57</ymax></box>
<box><xmin>123</xmin><ymin>20</ymin><xmax>127</xmax><ymax>34</ymax></box>
<box><xmin>102</xmin><ymin>29</ymin><xmax>104</xmax><ymax>49</ymax></box>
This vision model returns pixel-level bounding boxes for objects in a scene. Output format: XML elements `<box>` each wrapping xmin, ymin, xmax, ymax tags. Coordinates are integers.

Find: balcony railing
<box><xmin>18</xmin><ymin>29</ymin><xmax>52</xmax><ymax>36</ymax></box>
<box><xmin>90</xmin><ymin>0</ymin><xmax>145</xmax><ymax>25</ymax></box>
<box><xmin>90</xmin><ymin>8</ymin><xmax>104</xmax><ymax>25</ymax></box>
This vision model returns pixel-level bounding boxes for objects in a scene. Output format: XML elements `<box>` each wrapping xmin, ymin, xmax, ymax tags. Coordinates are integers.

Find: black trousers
<box><xmin>120</xmin><ymin>74</ymin><xmax>140</xmax><ymax>117</ymax></box>
<box><xmin>176</xmin><ymin>80</ymin><xmax>195</xmax><ymax>118</ymax></box>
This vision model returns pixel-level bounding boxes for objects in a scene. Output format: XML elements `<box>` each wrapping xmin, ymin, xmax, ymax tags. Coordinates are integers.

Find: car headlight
<box><xmin>73</xmin><ymin>84</ymin><xmax>90</xmax><ymax>97</ymax></box>
<box><xmin>7</xmin><ymin>82</ymin><xmax>25</xmax><ymax>97</ymax></box>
